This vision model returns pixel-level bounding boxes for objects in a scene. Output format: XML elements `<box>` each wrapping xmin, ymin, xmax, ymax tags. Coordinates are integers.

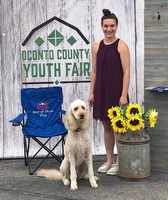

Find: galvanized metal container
<box><xmin>118</xmin><ymin>129</ymin><xmax>150</xmax><ymax>180</ymax></box>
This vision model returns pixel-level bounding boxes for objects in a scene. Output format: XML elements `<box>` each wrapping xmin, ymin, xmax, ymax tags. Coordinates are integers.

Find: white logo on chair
<box><xmin>32</xmin><ymin>101</ymin><xmax>53</xmax><ymax>118</ymax></box>
<box><xmin>38</xmin><ymin>101</ymin><xmax>48</xmax><ymax>110</ymax></box>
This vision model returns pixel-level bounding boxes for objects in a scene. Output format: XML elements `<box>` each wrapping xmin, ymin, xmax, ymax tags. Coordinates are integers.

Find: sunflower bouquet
<box><xmin>108</xmin><ymin>103</ymin><xmax>158</xmax><ymax>134</ymax></box>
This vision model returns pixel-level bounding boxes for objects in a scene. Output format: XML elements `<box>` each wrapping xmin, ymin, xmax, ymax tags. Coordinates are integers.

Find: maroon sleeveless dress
<box><xmin>93</xmin><ymin>39</ymin><xmax>126</xmax><ymax>120</ymax></box>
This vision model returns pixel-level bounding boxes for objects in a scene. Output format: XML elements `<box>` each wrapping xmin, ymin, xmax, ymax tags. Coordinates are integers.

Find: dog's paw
<box><xmin>91</xmin><ymin>182</ymin><xmax>98</xmax><ymax>189</ymax></box>
<box><xmin>90</xmin><ymin>178</ymin><xmax>98</xmax><ymax>189</ymax></box>
<box><xmin>94</xmin><ymin>175</ymin><xmax>99</xmax><ymax>182</ymax></box>
<box><xmin>70</xmin><ymin>182</ymin><xmax>78</xmax><ymax>191</ymax></box>
<box><xmin>63</xmin><ymin>179</ymin><xmax>70</xmax><ymax>186</ymax></box>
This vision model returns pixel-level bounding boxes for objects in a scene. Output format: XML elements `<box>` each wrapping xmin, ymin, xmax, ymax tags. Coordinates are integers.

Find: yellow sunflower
<box><xmin>108</xmin><ymin>106</ymin><xmax>121</xmax><ymax>120</ymax></box>
<box><xmin>111</xmin><ymin>117</ymin><xmax>127</xmax><ymax>133</ymax></box>
<box><xmin>126</xmin><ymin>116</ymin><xmax>144</xmax><ymax>131</ymax></box>
<box><xmin>125</xmin><ymin>103</ymin><xmax>143</xmax><ymax>118</ymax></box>
<box><xmin>148</xmin><ymin>109</ymin><xmax>158</xmax><ymax>127</ymax></box>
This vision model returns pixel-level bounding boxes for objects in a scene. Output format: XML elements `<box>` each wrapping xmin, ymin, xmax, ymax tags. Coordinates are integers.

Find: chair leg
<box><xmin>33</xmin><ymin>137</ymin><xmax>62</xmax><ymax>162</ymax></box>
<box><xmin>23</xmin><ymin>137</ymin><xmax>27</xmax><ymax>166</ymax></box>
<box><xmin>23</xmin><ymin>136</ymin><xmax>29</xmax><ymax>166</ymax></box>
<box><xmin>29</xmin><ymin>141</ymin><xmax>62</xmax><ymax>174</ymax></box>
<box><xmin>27</xmin><ymin>139</ymin><xmax>34</xmax><ymax>175</ymax></box>
<box><xmin>26</xmin><ymin>137</ymin><xmax>48</xmax><ymax>175</ymax></box>
<box><xmin>24</xmin><ymin>134</ymin><xmax>67</xmax><ymax>175</ymax></box>
<box><xmin>23</xmin><ymin>137</ymin><xmax>32</xmax><ymax>175</ymax></box>
<box><xmin>61</xmin><ymin>135</ymin><xmax>65</xmax><ymax>159</ymax></box>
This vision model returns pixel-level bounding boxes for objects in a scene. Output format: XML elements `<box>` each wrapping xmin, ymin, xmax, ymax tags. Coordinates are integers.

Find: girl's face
<box><xmin>102</xmin><ymin>18</ymin><xmax>117</xmax><ymax>38</ymax></box>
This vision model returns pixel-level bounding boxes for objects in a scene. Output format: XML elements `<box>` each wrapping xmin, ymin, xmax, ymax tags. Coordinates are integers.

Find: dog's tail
<box><xmin>36</xmin><ymin>169</ymin><xmax>62</xmax><ymax>181</ymax></box>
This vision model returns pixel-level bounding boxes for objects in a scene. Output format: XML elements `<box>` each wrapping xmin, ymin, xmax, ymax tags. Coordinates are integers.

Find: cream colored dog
<box><xmin>37</xmin><ymin>99</ymin><xmax>98</xmax><ymax>191</ymax></box>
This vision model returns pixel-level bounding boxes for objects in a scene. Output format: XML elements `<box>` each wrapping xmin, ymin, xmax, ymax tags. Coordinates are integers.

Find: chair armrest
<box><xmin>57</xmin><ymin>109</ymin><xmax>66</xmax><ymax>115</ymax></box>
<box><xmin>9</xmin><ymin>113</ymin><xmax>26</xmax><ymax>126</ymax></box>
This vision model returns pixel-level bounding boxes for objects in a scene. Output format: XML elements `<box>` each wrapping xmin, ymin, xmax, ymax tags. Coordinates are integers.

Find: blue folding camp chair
<box><xmin>9</xmin><ymin>86</ymin><xmax>67</xmax><ymax>174</ymax></box>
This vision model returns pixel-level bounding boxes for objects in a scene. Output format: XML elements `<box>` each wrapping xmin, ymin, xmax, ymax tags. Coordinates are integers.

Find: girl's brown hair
<box><xmin>101</xmin><ymin>9</ymin><xmax>118</xmax><ymax>26</ymax></box>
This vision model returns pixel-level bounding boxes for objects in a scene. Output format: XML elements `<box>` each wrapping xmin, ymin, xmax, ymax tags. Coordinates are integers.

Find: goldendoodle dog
<box><xmin>37</xmin><ymin>99</ymin><xmax>98</xmax><ymax>191</ymax></box>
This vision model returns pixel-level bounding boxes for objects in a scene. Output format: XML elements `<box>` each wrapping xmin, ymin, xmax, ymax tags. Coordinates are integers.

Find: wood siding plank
<box><xmin>144</xmin><ymin>0</ymin><xmax>168</xmax><ymax>171</ymax></box>
<box><xmin>0</xmin><ymin>0</ymin><xmax>144</xmax><ymax>158</ymax></box>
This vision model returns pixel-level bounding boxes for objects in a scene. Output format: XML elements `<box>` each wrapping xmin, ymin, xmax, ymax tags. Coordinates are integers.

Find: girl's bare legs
<box><xmin>102</xmin><ymin>120</ymin><xmax>118</xmax><ymax>164</ymax></box>
<box><xmin>114</xmin><ymin>132</ymin><xmax>119</xmax><ymax>164</ymax></box>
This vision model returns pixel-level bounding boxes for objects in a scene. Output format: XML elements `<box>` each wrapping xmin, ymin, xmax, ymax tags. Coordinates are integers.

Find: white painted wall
<box><xmin>0</xmin><ymin>0</ymin><xmax>144</xmax><ymax>158</ymax></box>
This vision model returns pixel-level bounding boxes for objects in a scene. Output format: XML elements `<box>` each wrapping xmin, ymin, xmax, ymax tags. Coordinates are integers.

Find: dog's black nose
<box><xmin>80</xmin><ymin>114</ymin><xmax>84</xmax><ymax>119</ymax></box>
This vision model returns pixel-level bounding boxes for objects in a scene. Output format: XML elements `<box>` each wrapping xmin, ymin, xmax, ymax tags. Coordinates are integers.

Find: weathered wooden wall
<box><xmin>145</xmin><ymin>0</ymin><xmax>168</xmax><ymax>172</ymax></box>
<box><xmin>0</xmin><ymin>0</ymin><xmax>144</xmax><ymax>158</ymax></box>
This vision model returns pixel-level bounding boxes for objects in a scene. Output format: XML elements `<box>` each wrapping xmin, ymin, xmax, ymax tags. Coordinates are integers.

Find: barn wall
<box><xmin>0</xmin><ymin>0</ymin><xmax>144</xmax><ymax>158</ymax></box>
<box><xmin>145</xmin><ymin>0</ymin><xmax>168</xmax><ymax>172</ymax></box>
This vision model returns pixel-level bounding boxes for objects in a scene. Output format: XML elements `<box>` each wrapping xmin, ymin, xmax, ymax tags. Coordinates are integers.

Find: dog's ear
<box><xmin>64</xmin><ymin>106</ymin><xmax>77</xmax><ymax>130</ymax></box>
<box><xmin>81</xmin><ymin>107</ymin><xmax>91</xmax><ymax>130</ymax></box>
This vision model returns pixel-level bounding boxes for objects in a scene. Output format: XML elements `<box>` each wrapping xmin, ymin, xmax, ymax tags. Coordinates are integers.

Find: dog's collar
<box><xmin>75</xmin><ymin>128</ymin><xmax>81</xmax><ymax>133</ymax></box>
